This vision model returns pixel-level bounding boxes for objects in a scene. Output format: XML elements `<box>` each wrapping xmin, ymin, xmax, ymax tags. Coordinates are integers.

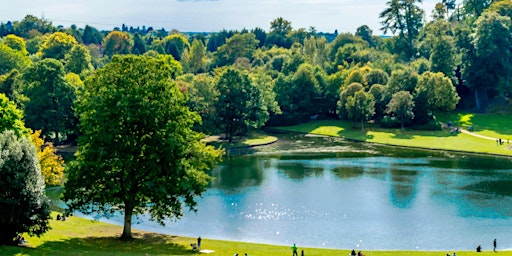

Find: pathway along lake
<box><xmin>92</xmin><ymin>134</ymin><xmax>512</xmax><ymax>250</ymax></box>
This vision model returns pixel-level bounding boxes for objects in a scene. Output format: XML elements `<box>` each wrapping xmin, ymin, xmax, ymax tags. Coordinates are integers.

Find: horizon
<box><xmin>2</xmin><ymin>0</ymin><xmax>438</xmax><ymax>34</ymax></box>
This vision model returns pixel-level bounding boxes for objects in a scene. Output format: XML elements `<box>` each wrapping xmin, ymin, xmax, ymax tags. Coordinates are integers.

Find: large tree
<box><xmin>0</xmin><ymin>93</ymin><xmax>29</xmax><ymax>137</ymax></box>
<box><xmin>64</xmin><ymin>44</ymin><xmax>94</xmax><ymax>75</ymax></box>
<box><xmin>380</xmin><ymin>0</ymin><xmax>425</xmax><ymax>59</ymax></box>
<box><xmin>182</xmin><ymin>39</ymin><xmax>207</xmax><ymax>74</ymax></box>
<box><xmin>179</xmin><ymin>74</ymin><xmax>218</xmax><ymax>134</ymax></box>
<box><xmin>415</xmin><ymin>71</ymin><xmax>460</xmax><ymax>114</ymax></box>
<box><xmin>430</xmin><ymin>35</ymin><xmax>456</xmax><ymax>78</ymax></box>
<box><xmin>387</xmin><ymin>90</ymin><xmax>415</xmax><ymax>131</ymax></box>
<box><xmin>0</xmin><ymin>43</ymin><xmax>31</xmax><ymax>76</ymax></box>
<box><xmin>161</xmin><ymin>34</ymin><xmax>190</xmax><ymax>61</ymax></box>
<box><xmin>30</xmin><ymin>130</ymin><xmax>64</xmax><ymax>186</ymax></box>
<box><xmin>1</xmin><ymin>34</ymin><xmax>28</xmax><ymax>55</ymax></box>
<box><xmin>14</xmin><ymin>14</ymin><xmax>55</xmax><ymax>38</ymax></box>
<box><xmin>21</xmin><ymin>58</ymin><xmax>76</xmax><ymax>142</ymax></box>
<box><xmin>214</xmin><ymin>33</ymin><xmax>259</xmax><ymax>67</ymax></box>
<box><xmin>38</xmin><ymin>32</ymin><xmax>78</xmax><ymax>60</ymax></box>
<box><xmin>82</xmin><ymin>25</ymin><xmax>103</xmax><ymax>45</ymax></box>
<box><xmin>369</xmin><ymin>83</ymin><xmax>389</xmax><ymax>123</ymax></box>
<box><xmin>387</xmin><ymin>68</ymin><xmax>419</xmax><ymax>94</ymax></box>
<box><xmin>462</xmin><ymin>11</ymin><xmax>511</xmax><ymax>110</ymax></box>
<box><xmin>0</xmin><ymin>130</ymin><xmax>51</xmax><ymax>245</ymax></box>
<box><xmin>215</xmin><ymin>68</ymin><xmax>262</xmax><ymax>142</ymax></box>
<box><xmin>64</xmin><ymin>55</ymin><xmax>222</xmax><ymax>240</ymax></box>
<box><xmin>345</xmin><ymin>90</ymin><xmax>375</xmax><ymax>131</ymax></box>
<box><xmin>337</xmin><ymin>82</ymin><xmax>365</xmax><ymax>120</ymax></box>
<box><xmin>276</xmin><ymin>63</ymin><xmax>320</xmax><ymax>118</ymax></box>
<box><xmin>103</xmin><ymin>31</ymin><xmax>131</xmax><ymax>57</ymax></box>
<box><xmin>463</xmin><ymin>0</ymin><xmax>494</xmax><ymax>19</ymax></box>
<box><xmin>265</xmin><ymin>17</ymin><xmax>293</xmax><ymax>48</ymax></box>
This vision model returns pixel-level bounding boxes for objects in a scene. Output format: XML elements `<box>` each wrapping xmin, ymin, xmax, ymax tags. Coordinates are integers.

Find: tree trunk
<box><xmin>225</xmin><ymin>122</ymin><xmax>229</xmax><ymax>143</ymax></box>
<box><xmin>474</xmin><ymin>88</ymin><xmax>481</xmax><ymax>111</ymax></box>
<box><xmin>401</xmin><ymin>113</ymin><xmax>404</xmax><ymax>132</ymax></box>
<box><xmin>121</xmin><ymin>204</ymin><xmax>133</xmax><ymax>240</ymax></box>
<box><xmin>361</xmin><ymin>118</ymin><xmax>364</xmax><ymax>132</ymax></box>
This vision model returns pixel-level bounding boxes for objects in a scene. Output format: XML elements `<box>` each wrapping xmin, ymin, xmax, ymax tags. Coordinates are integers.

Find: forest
<box><xmin>1</xmin><ymin>0</ymin><xmax>511</xmax><ymax>144</ymax></box>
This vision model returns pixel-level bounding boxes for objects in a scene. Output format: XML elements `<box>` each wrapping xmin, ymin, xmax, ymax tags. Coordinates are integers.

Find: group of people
<box><xmin>56</xmin><ymin>214</ymin><xmax>67</xmax><ymax>221</ymax></box>
<box><xmin>350</xmin><ymin>249</ymin><xmax>364</xmax><ymax>256</ymax></box>
<box><xmin>15</xmin><ymin>234</ymin><xmax>27</xmax><ymax>245</ymax></box>
<box><xmin>291</xmin><ymin>243</ymin><xmax>304</xmax><ymax>256</ymax></box>
<box><xmin>476</xmin><ymin>239</ymin><xmax>497</xmax><ymax>253</ymax></box>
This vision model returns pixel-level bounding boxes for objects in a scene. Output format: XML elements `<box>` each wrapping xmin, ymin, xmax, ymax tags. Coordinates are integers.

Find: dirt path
<box><xmin>459</xmin><ymin>129</ymin><xmax>496</xmax><ymax>141</ymax></box>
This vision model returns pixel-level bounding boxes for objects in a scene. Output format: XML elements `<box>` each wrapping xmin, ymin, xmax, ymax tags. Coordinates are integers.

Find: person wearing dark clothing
<box><xmin>197</xmin><ymin>236</ymin><xmax>202</xmax><ymax>250</ymax></box>
<box><xmin>477</xmin><ymin>245</ymin><xmax>481</xmax><ymax>252</ymax></box>
<box><xmin>494</xmin><ymin>239</ymin><xmax>497</xmax><ymax>252</ymax></box>
<box><xmin>351</xmin><ymin>249</ymin><xmax>357</xmax><ymax>256</ymax></box>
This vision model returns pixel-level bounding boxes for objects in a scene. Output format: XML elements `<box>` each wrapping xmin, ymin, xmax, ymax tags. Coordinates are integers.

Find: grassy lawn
<box><xmin>437</xmin><ymin>112</ymin><xmax>512</xmax><ymax>140</ymax></box>
<box><xmin>205</xmin><ymin>129</ymin><xmax>278</xmax><ymax>149</ymax></box>
<box><xmin>274</xmin><ymin>118</ymin><xmax>512</xmax><ymax>156</ymax></box>
<box><xmin>0</xmin><ymin>213</ymin><xmax>508</xmax><ymax>256</ymax></box>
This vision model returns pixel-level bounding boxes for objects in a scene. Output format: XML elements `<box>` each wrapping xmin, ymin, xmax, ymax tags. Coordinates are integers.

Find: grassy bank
<box><xmin>205</xmin><ymin>129</ymin><xmax>278</xmax><ymax>149</ymax></box>
<box><xmin>0</xmin><ymin>213</ymin><xmax>508</xmax><ymax>256</ymax></box>
<box><xmin>273</xmin><ymin>113</ymin><xmax>512</xmax><ymax>156</ymax></box>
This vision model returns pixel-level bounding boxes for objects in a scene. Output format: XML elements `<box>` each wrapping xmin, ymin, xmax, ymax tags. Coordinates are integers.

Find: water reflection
<box><xmin>82</xmin><ymin>134</ymin><xmax>512</xmax><ymax>250</ymax></box>
<box><xmin>210</xmin><ymin>156</ymin><xmax>264</xmax><ymax>193</ymax></box>
<box><xmin>389</xmin><ymin>169</ymin><xmax>419</xmax><ymax>208</ymax></box>
<box><xmin>277</xmin><ymin>161</ymin><xmax>324</xmax><ymax>179</ymax></box>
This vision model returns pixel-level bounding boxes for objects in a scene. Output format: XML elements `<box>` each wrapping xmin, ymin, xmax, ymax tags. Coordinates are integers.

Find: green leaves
<box><xmin>65</xmin><ymin>55</ymin><xmax>222</xmax><ymax>239</ymax></box>
<box><xmin>0</xmin><ymin>130</ymin><xmax>51</xmax><ymax>244</ymax></box>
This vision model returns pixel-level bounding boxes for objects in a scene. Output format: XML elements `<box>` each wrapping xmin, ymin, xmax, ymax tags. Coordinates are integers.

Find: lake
<box><xmin>82</xmin><ymin>134</ymin><xmax>512</xmax><ymax>250</ymax></box>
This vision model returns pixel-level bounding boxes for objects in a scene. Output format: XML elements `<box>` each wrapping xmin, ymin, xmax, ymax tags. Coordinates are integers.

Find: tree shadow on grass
<box><xmin>391</xmin><ymin>129</ymin><xmax>456</xmax><ymax>140</ymax></box>
<box><xmin>6</xmin><ymin>233</ymin><xmax>197</xmax><ymax>256</ymax></box>
<box><xmin>337</xmin><ymin>127</ymin><xmax>374</xmax><ymax>141</ymax></box>
<box><xmin>391</xmin><ymin>132</ymin><xmax>414</xmax><ymax>140</ymax></box>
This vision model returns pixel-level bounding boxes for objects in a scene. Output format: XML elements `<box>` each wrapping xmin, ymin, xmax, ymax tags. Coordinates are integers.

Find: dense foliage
<box><xmin>63</xmin><ymin>55</ymin><xmax>222</xmax><ymax>239</ymax></box>
<box><xmin>0</xmin><ymin>130</ymin><xmax>51</xmax><ymax>245</ymax></box>
<box><xmin>2</xmin><ymin>2</ymin><xmax>511</xmax><ymax>137</ymax></box>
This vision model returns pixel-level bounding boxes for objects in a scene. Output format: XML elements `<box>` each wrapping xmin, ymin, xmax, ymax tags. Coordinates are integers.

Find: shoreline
<box><xmin>264</xmin><ymin>127</ymin><xmax>512</xmax><ymax>159</ymax></box>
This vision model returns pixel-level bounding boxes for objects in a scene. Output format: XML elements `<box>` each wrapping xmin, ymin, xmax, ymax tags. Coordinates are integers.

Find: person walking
<box><xmin>197</xmin><ymin>236</ymin><xmax>202</xmax><ymax>251</ymax></box>
<box><xmin>494</xmin><ymin>239</ymin><xmax>497</xmax><ymax>252</ymax></box>
<box><xmin>291</xmin><ymin>243</ymin><xmax>298</xmax><ymax>256</ymax></box>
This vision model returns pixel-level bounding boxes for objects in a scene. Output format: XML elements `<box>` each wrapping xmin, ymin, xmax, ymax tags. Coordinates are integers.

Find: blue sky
<box><xmin>1</xmin><ymin>0</ymin><xmax>438</xmax><ymax>34</ymax></box>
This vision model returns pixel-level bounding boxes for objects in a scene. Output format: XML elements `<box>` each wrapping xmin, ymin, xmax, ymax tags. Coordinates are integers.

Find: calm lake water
<box><xmin>83</xmin><ymin>135</ymin><xmax>512</xmax><ymax>250</ymax></box>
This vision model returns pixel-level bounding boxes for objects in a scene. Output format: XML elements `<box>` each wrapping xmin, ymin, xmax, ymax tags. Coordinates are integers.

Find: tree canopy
<box><xmin>64</xmin><ymin>55</ymin><xmax>222</xmax><ymax>240</ymax></box>
<box><xmin>0</xmin><ymin>130</ymin><xmax>51</xmax><ymax>245</ymax></box>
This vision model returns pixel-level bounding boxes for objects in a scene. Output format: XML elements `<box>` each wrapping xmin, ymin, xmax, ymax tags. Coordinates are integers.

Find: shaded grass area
<box><xmin>274</xmin><ymin>118</ymin><xmax>512</xmax><ymax>156</ymax></box>
<box><xmin>0</xmin><ymin>213</ymin><xmax>509</xmax><ymax>256</ymax></box>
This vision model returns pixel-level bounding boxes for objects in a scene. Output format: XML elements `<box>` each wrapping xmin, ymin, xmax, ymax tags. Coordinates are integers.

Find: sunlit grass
<box><xmin>437</xmin><ymin>112</ymin><xmax>512</xmax><ymax>138</ymax></box>
<box><xmin>205</xmin><ymin>129</ymin><xmax>278</xmax><ymax>149</ymax></box>
<box><xmin>276</xmin><ymin>119</ymin><xmax>512</xmax><ymax>156</ymax></box>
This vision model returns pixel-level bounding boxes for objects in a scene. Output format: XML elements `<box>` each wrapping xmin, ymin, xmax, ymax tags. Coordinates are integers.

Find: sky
<box><xmin>1</xmin><ymin>0</ymin><xmax>439</xmax><ymax>34</ymax></box>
